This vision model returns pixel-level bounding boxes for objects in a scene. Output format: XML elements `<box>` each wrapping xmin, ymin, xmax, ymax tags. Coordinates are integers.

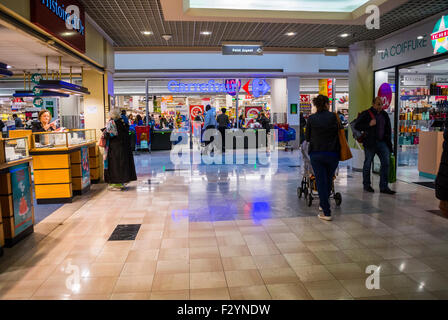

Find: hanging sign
<box><xmin>403</xmin><ymin>74</ymin><xmax>427</xmax><ymax>86</ymax></box>
<box><xmin>33</xmin><ymin>97</ymin><xmax>44</xmax><ymax>108</ymax></box>
<box><xmin>431</xmin><ymin>15</ymin><xmax>448</xmax><ymax>55</ymax></box>
<box><xmin>378</xmin><ymin>83</ymin><xmax>393</xmax><ymax>110</ymax></box>
<box><xmin>32</xmin><ymin>86</ymin><xmax>42</xmax><ymax>97</ymax></box>
<box><xmin>31</xmin><ymin>73</ymin><xmax>43</xmax><ymax>84</ymax></box>
<box><xmin>300</xmin><ymin>94</ymin><xmax>312</xmax><ymax>112</ymax></box>
<box><xmin>318</xmin><ymin>79</ymin><xmax>328</xmax><ymax>96</ymax></box>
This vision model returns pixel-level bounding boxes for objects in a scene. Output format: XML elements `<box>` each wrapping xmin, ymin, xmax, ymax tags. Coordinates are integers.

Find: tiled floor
<box><xmin>0</xmin><ymin>149</ymin><xmax>447</xmax><ymax>300</ymax></box>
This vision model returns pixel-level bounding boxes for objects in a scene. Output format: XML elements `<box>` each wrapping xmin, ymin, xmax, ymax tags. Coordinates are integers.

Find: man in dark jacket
<box><xmin>217</xmin><ymin>108</ymin><xmax>230</xmax><ymax>152</ymax></box>
<box><xmin>355</xmin><ymin>97</ymin><xmax>395</xmax><ymax>194</ymax></box>
<box><xmin>435</xmin><ymin>120</ymin><xmax>448</xmax><ymax>215</ymax></box>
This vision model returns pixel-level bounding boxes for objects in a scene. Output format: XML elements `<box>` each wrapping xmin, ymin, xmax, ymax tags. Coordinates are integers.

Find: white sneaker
<box><xmin>318</xmin><ymin>213</ymin><xmax>333</xmax><ymax>221</ymax></box>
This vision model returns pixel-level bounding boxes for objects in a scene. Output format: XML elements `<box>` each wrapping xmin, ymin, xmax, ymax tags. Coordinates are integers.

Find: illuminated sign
<box><xmin>222</xmin><ymin>45</ymin><xmax>263</xmax><ymax>56</ymax></box>
<box><xmin>167</xmin><ymin>79</ymin><xmax>241</xmax><ymax>95</ymax></box>
<box><xmin>431</xmin><ymin>16</ymin><xmax>448</xmax><ymax>54</ymax></box>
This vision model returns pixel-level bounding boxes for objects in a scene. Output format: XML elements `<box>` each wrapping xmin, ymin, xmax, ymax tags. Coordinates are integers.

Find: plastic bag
<box><xmin>388</xmin><ymin>153</ymin><xmax>396</xmax><ymax>183</ymax></box>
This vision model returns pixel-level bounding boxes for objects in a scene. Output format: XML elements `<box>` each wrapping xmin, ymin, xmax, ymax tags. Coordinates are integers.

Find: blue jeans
<box><xmin>363</xmin><ymin>141</ymin><xmax>390</xmax><ymax>191</ymax></box>
<box><xmin>309</xmin><ymin>153</ymin><xmax>339</xmax><ymax>216</ymax></box>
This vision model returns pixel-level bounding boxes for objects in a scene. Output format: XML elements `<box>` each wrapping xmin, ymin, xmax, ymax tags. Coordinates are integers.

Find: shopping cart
<box><xmin>275</xmin><ymin>124</ymin><xmax>296</xmax><ymax>152</ymax></box>
<box><xmin>297</xmin><ymin>141</ymin><xmax>342</xmax><ymax>207</ymax></box>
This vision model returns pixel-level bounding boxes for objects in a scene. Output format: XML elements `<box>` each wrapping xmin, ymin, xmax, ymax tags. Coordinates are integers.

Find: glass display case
<box><xmin>32</xmin><ymin>129</ymin><xmax>96</xmax><ymax>149</ymax></box>
<box><xmin>0</xmin><ymin>137</ymin><xmax>29</xmax><ymax>164</ymax></box>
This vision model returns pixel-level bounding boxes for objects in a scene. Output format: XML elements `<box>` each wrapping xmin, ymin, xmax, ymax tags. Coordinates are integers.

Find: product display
<box><xmin>0</xmin><ymin>137</ymin><xmax>29</xmax><ymax>164</ymax></box>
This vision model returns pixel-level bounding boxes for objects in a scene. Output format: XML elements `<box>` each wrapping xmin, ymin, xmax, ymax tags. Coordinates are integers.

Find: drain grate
<box><xmin>413</xmin><ymin>182</ymin><xmax>436</xmax><ymax>189</ymax></box>
<box><xmin>108</xmin><ymin>224</ymin><xmax>141</xmax><ymax>241</ymax></box>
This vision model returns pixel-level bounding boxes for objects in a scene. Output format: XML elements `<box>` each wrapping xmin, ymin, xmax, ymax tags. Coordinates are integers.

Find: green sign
<box><xmin>31</xmin><ymin>73</ymin><xmax>43</xmax><ymax>84</ymax></box>
<box><xmin>32</xmin><ymin>86</ymin><xmax>42</xmax><ymax>96</ymax></box>
<box><xmin>33</xmin><ymin>97</ymin><xmax>43</xmax><ymax>108</ymax></box>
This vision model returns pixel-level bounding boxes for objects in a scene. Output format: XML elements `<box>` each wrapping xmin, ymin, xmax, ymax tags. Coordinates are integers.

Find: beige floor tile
<box><xmin>293</xmin><ymin>265</ymin><xmax>336</xmax><ymax>282</ymax></box>
<box><xmin>389</xmin><ymin>258</ymin><xmax>434</xmax><ymax>274</ymax></box>
<box><xmin>161</xmin><ymin>238</ymin><xmax>189</xmax><ymax>249</ymax></box>
<box><xmin>303</xmin><ymin>240</ymin><xmax>339</xmax><ymax>252</ymax></box>
<box><xmin>247</xmin><ymin>244</ymin><xmax>280</xmax><ymax>256</ymax></box>
<box><xmin>275</xmin><ymin>242</ymin><xmax>310</xmax><ymax>254</ymax></box>
<box><xmin>431</xmin><ymin>290</ymin><xmax>448</xmax><ymax>300</ymax></box>
<box><xmin>228</xmin><ymin>285</ymin><xmax>272</xmax><ymax>300</ymax></box>
<box><xmin>264</xmin><ymin>225</ymin><xmax>292</xmax><ymax>234</ymax></box>
<box><xmin>156</xmin><ymin>260</ymin><xmax>190</xmax><ymax>274</ymax></box>
<box><xmin>314</xmin><ymin>251</ymin><xmax>353</xmax><ymax>265</ymax></box>
<box><xmin>284</xmin><ymin>252</ymin><xmax>321</xmax><ymax>267</ymax></box>
<box><xmin>296</xmin><ymin>231</ymin><xmax>327</xmax><ymax>242</ymax></box>
<box><xmin>190</xmin><ymin>258</ymin><xmax>223</xmax><ymax>273</ymax></box>
<box><xmin>419</xmin><ymin>256</ymin><xmax>448</xmax><ymax>271</ymax></box>
<box><xmin>32</xmin><ymin>278</ymin><xmax>74</xmax><ymax>297</ymax></box>
<box><xmin>267</xmin><ymin>283</ymin><xmax>312</xmax><ymax>300</ymax></box>
<box><xmin>158</xmin><ymin>248</ymin><xmax>188</xmax><ymax>260</ymax></box>
<box><xmin>340</xmin><ymin>278</ymin><xmax>390</xmax><ymax>298</ymax></box>
<box><xmin>9</xmin><ymin>264</ymin><xmax>58</xmax><ymax>282</ymax></box>
<box><xmin>304</xmin><ymin>280</ymin><xmax>352</xmax><ymax>300</ymax></box>
<box><xmin>243</xmin><ymin>233</ymin><xmax>275</xmax><ymax>245</ymax></box>
<box><xmin>121</xmin><ymin>262</ymin><xmax>157</xmax><ymax>276</ymax></box>
<box><xmin>152</xmin><ymin>273</ymin><xmax>189</xmax><ymax>291</ymax></box>
<box><xmin>342</xmin><ymin>248</ymin><xmax>383</xmax><ymax>262</ymax></box>
<box><xmin>330</xmin><ymin>238</ymin><xmax>365</xmax><ymax>250</ymax></box>
<box><xmin>239</xmin><ymin>226</ymin><xmax>266</xmax><ymax>234</ymax></box>
<box><xmin>407</xmin><ymin>272</ymin><xmax>448</xmax><ymax>292</ymax></box>
<box><xmin>219</xmin><ymin>245</ymin><xmax>251</xmax><ymax>258</ymax></box>
<box><xmin>126</xmin><ymin>249</ymin><xmax>159</xmax><ymax>262</ymax></box>
<box><xmin>189</xmin><ymin>237</ymin><xmax>218</xmax><ymax>248</ymax></box>
<box><xmin>372</xmin><ymin>247</ymin><xmax>413</xmax><ymax>260</ymax></box>
<box><xmin>393</xmin><ymin>291</ymin><xmax>438</xmax><ymax>300</ymax></box>
<box><xmin>355</xmin><ymin>236</ymin><xmax>392</xmax><ymax>248</ymax></box>
<box><xmin>150</xmin><ymin>290</ymin><xmax>190</xmax><ymax>300</ymax></box>
<box><xmin>190</xmin><ymin>288</ymin><xmax>230</xmax><ymax>300</ymax></box>
<box><xmin>113</xmin><ymin>275</ymin><xmax>154</xmax><ymax>293</ymax></box>
<box><xmin>0</xmin><ymin>279</ymin><xmax>45</xmax><ymax>299</ymax></box>
<box><xmin>356</xmin><ymin>295</ymin><xmax>397</xmax><ymax>300</ymax></box>
<box><xmin>83</xmin><ymin>263</ymin><xmax>124</xmax><ymax>278</ymax></box>
<box><xmin>135</xmin><ymin>230</ymin><xmax>164</xmax><ymax>240</ymax></box>
<box><xmin>380</xmin><ymin>275</ymin><xmax>422</xmax><ymax>294</ymax></box>
<box><xmin>72</xmin><ymin>293</ymin><xmax>112</xmax><ymax>300</ymax></box>
<box><xmin>190</xmin><ymin>247</ymin><xmax>221</xmax><ymax>259</ymax></box>
<box><xmin>325</xmin><ymin>263</ymin><xmax>365</xmax><ymax>280</ymax></box>
<box><xmin>189</xmin><ymin>222</ymin><xmax>214</xmax><ymax>231</ymax></box>
<box><xmin>259</xmin><ymin>267</ymin><xmax>301</xmax><ymax>285</ymax></box>
<box><xmin>398</xmin><ymin>245</ymin><xmax>432</xmax><ymax>258</ymax></box>
<box><xmin>225</xmin><ymin>270</ymin><xmax>264</xmax><ymax>288</ymax></box>
<box><xmin>189</xmin><ymin>230</ymin><xmax>216</xmax><ymax>238</ymax></box>
<box><xmin>110</xmin><ymin>292</ymin><xmax>150</xmax><ymax>300</ymax></box>
<box><xmin>132</xmin><ymin>239</ymin><xmax>162</xmax><ymax>250</ymax></box>
<box><xmin>216</xmin><ymin>235</ymin><xmax>246</xmax><ymax>246</ymax></box>
<box><xmin>70</xmin><ymin>277</ymin><xmax>118</xmax><ymax>296</ymax></box>
<box><xmin>253</xmin><ymin>255</ymin><xmax>290</xmax><ymax>269</ymax></box>
<box><xmin>356</xmin><ymin>260</ymin><xmax>402</xmax><ymax>276</ymax></box>
<box><xmin>95</xmin><ymin>251</ymin><xmax>129</xmax><ymax>264</ymax></box>
<box><xmin>221</xmin><ymin>256</ymin><xmax>257</xmax><ymax>271</ymax></box>
<box><xmin>190</xmin><ymin>272</ymin><xmax>227</xmax><ymax>289</ymax></box>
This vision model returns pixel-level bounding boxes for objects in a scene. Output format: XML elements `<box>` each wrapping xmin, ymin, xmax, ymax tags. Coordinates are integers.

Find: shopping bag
<box><xmin>388</xmin><ymin>153</ymin><xmax>396</xmax><ymax>183</ymax></box>
<box><xmin>335</xmin><ymin>113</ymin><xmax>352</xmax><ymax>161</ymax></box>
<box><xmin>98</xmin><ymin>131</ymin><xmax>107</xmax><ymax>148</ymax></box>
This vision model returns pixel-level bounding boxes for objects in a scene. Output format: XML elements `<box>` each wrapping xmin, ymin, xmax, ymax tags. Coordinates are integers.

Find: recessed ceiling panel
<box><xmin>189</xmin><ymin>0</ymin><xmax>370</xmax><ymax>12</ymax></box>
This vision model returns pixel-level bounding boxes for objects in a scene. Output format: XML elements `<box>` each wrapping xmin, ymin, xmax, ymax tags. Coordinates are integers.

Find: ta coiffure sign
<box><xmin>31</xmin><ymin>0</ymin><xmax>86</xmax><ymax>53</ymax></box>
<box><xmin>373</xmin><ymin>12</ymin><xmax>448</xmax><ymax>71</ymax></box>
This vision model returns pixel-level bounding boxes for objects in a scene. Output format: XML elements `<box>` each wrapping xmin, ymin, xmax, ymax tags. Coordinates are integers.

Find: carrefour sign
<box><xmin>167</xmin><ymin>80</ymin><xmax>240</xmax><ymax>94</ymax></box>
<box><xmin>431</xmin><ymin>16</ymin><xmax>448</xmax><ymax>54</ymax></box>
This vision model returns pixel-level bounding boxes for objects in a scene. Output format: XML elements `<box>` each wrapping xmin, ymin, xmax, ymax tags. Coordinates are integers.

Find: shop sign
<box><xmin>167</xmin><ymin>79</ymin><xmax>240</xmax><ymax>95</ymax></box>
<box><xmin>10</xmin><ymin>164</ymin><xmax>33</xmax><ymax>236</ymax></box>
<box><xmin>300</xmin><ymin>94</ymin><xmax>311</xmax><ymax>112</ymax></box>
<box><xmin>32</xmin><ymin>86</ymin><xmax>43</xmax><ymax>97</ymax></box>
<box><xmin>222</xmin><ymin>44</ymin><xmax>263</xmax><ymax>56</ymax></box>
<box><xmin>327</xmin><ymin>79</ymin><xmax>333</xmax><ymax>101</ymax></box>
<box><xmin>434</xmin><ymin>75</ymin><xmax>448</xmax><ymax>83</ymax></box>
<box><xmin>161</xmin><ymin>96</ymin><xmax>173</xmax><ymax>102</ymax></box>
<box><xmin>31</xmin><ymin>0</ymin><xmax>86</xmax><ymax>53</ymax></box>
<box><xmin>80</xmin><ymin>147</ymin><xmax>90</xmax><ymax>189</ymax></box>
<box><xmin>378</xmin><ymin>83</ymin><xmax>393</xmax><ymax>110</ymax></box>
<box><xmin>31</xmin><ymin>73</ymin><xmax>43</xmax><ymax>84</ymax></box>
<box><xmin>403</xmin><ymin>75</ymin><xmax>427</xmax><ymax>86</ymax></box>
<box><xmin>189</xmin><ymin>105</ymin><xmax>204</xmax><ymax>120</ymax></box>
<box><xmin>318</xmin><ymin>79</ymin><xmax>333</xmax><ymax>99</ymax></box>
<box><xmin>33</xmin><ymin>97</ymin><xmax>44</xmax><ymax>107</ymax></box>
<box><xmin>252</xmin><ymin>79</ymin><xmax>270</xmax><ymax>98</ymax></box>
<box><xmin>431</xmin><ymin>16</ymin><xmax>448</xmax><ymax>54</ymax></box>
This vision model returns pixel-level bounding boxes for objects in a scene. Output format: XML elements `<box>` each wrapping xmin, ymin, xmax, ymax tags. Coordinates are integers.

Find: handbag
<box><xmin>335</xmin><ymin>113</ymin><xmax>353</xmax><ymax>161</ymax></box>
<box><xmin>98</xmin><ymin>130</ymin><xmax>107</xmax><ymax>148</ymax></box>
<box><xmin>388</xmin><ymin>153</ymin><xmax>396</xmax><ymax>183</ymax></box>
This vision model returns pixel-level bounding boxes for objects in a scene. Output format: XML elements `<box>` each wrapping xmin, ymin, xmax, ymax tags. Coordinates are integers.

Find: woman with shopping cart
<box><xmin>305</xmin><ymin>94</ymin><xmax>340</xmax><ymax>221</ymax></box>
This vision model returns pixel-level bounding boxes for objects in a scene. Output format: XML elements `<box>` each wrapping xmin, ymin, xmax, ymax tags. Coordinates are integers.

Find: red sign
<box><xmin>300</xmin><ymin>95</ymin><xmax>310</xmax><ymax>103</ymax></box>
<box><xmin>327</xmin><ymin>79</ymin><xmax>333</xmax><ymax>100</ymax></box>
<box><xmin>245</xmin><ymin>95</ymin><xmax>253</xmax><ymax>99</ymax></box>
<box><xmin>243</xmin><ymin>81</ymin><xmax>251</xmax><ymax>96</ymax></box>
<box><xmin>31</xmin><ymin>0</ymin><xmax>86</xmax><ymax>53</ymax></box>
<box><xmin>189</xmin><ymin>105</ymin><xmax>204</xmax><ymax>120</ymax></box>
<box><xmin>245</xmin><ymin>106</ymin><xmax>262</xmax><ymax>119</ymax></box>
<box><xmin>431</xmin><ymin>30</ymin><xmax>448</xmax><ymax>40</ymax></box>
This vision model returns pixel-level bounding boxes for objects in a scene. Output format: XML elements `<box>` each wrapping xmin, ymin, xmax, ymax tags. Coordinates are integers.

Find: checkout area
<box><xmin>0</xmin><ymin>129</ymin><xmax>101</xmax><ymax>254</ymax></box>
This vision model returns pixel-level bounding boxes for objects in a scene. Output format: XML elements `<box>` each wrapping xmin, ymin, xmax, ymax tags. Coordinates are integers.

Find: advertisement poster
<box><xmin>80</xmin><ymin>147</ymin><xmax>90</xmax><ymax>189</ymax></box>
<box><xmin>300</xmin><ymin>94</ymin><xmax>312</xmax><ymax>113</ymax></box>
<box><xmin>11</xmin><ymin>164</ymin><xmax>33</xmax><ymax>236</ymax></box>
<box><xmin>378</xmin><ymin>83</ymin><xmax>393</xmax><ymax>110</ymax></box>
<box><xmin>245</xmin><ymin>106</ymin><xmax>262</xmax><ymax>126</ymax></box>
<box><xmin>189</xmin><ymin>105</ymin><xmax>204</xmax><ymax>121</ymax></box>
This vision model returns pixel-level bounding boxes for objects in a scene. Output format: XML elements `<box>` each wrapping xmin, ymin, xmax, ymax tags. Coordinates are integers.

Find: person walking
<box><xmin>217</xmin><ymin>108</ymin><xmax>230</xmax><ymax>152</ymax></box>
<box><xmin>355</xmin><ymin>97</ymin><xmax>395</xmax><ymax>194</ymax></box>
<box><xmin>12</xmin><ymin>114</ymin><xmax>23</xmax><ymax>128</ymax></box>
<box><xmin>121</xmin><ymin>110</ymin><xmax>129</xmax><ymax>126</ymax></box>
<box><xmin>103</xmin><ymin>109</ymin><xmax>137</xmax><ymax>191</ymax></box>
<box><xmin>306</xmin><ymin>95</ymin><xmax>340</xmax><ymax>221</ymax></box>
<box><xmin>436</xmin><ymin>119</ymin><xmax>448</xmax><ymax>216</ymax></box>
<box><xmin>203</xmin><ymin>105</ymin><xmax>217</xmax><ymax>153</ymax></box>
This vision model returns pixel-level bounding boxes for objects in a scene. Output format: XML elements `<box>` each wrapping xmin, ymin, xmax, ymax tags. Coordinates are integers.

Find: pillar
<box><xmin>348</xmin><ymin>41</ymin><xmax>375</xmax><ymax>170</ymax></box>
<box><xmin>286</xmin><ymin>77</ymin><xmax>300</xmax><ymax>149</ymax></box>
<box><xmin>59</xmin><ymin>95</ymin><xmax>80</xmax><ymax>129</ymax></box>
<box><xmin>270</xmin><ymin>79</ymin><xmax>287</xmax><ymax>124</ymax></box>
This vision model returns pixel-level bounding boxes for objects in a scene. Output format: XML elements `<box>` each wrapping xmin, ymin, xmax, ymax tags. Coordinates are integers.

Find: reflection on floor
<box><xmin>0</xmin><ymin>150</ymin><xmax>447</xmax><ymax>300</ymax></box>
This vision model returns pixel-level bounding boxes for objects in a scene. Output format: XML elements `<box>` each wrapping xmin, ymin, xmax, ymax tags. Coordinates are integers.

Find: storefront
<box><xmin>373</xmin><ymin>12</ymin><xmax>448</xmax><ymax>182</ymax></box>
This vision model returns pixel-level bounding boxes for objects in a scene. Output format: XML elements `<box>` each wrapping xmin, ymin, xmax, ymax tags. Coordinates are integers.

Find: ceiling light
<box><xmin>417</xmin><ymin>35</ymin><xmax>424</xmax><ymax>40</ymax></box>
<box><xmin>200</xmin><ymin>31</ymin><xmax>212</xmax><ymax>35</ymax></box>
<box><xmin>285</xmin><ymin>32</ymin><xmax>296</xmax><ymax>36</ymax></box>
<box><xmin>339</xmin><ymin>33</ymin><xmax>350</xmax><ymax>38</ymax></box>
<box><xmin>6</xmin><ymin>65</ymin><xmax>12</xmax><ymax>69</ymax></box>
<box><xmin>141</xmin><ymin>31</ymin><xmax>153</xmax><ymax>35</ymax></box>
<box><xmin>427</xmin><ymin>63</ymin><xmax>431</xmax><ymax>67</ymax></box>
<box><xmin>377</xmin><ymin>49</ymin><xmax>385</xmax><ymax>53</ymax></box>
<box><xmin>325</xmin><ymin>48</ymin><xmax>338</xmax><ymax>52</ymax></box>
<box><xmin>162</xmin><ymin>34</ymin><xmax>172</xmax><ymax>41</ymax></box>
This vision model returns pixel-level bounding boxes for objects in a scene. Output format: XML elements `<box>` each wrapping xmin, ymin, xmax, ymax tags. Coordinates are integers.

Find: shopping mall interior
<box><xmin>0</xmin><ymin>0</ymin><xmax>448</xmax><ymax>305</ymax></box>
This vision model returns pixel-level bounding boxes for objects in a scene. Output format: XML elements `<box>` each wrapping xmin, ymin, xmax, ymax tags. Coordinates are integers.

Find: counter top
<box><xmin>30</xmin><ymin>141</ymin><xmax>97</xmax><ymax>154</ymax></box>
<box><xmin>0</xmin><ymin>157</ymin><xmax>33</xmax><ymax>171</ymax></box>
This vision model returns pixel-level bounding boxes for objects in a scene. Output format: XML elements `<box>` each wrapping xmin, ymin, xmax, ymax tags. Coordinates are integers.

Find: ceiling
<box><xmin>79</xmin><ymin>0</ymin><xmax>448</xmax><ymax>49</ymax></box>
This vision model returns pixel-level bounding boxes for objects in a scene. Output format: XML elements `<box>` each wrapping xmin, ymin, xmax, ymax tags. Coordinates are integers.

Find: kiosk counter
<box><xmin>0</xmin><ymin>136</ymin><xmax>34</xmax><ymax>247</ymax></box>
<box><xmin>30</xmin><ymin>129</ymin><xmax>101</xmax><ymax>204</ymax></box>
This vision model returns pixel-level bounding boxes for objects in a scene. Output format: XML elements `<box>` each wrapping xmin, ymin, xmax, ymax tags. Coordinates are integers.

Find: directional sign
<box><xmin>31</xmin><ymin>73</ymin><xmax>43</xmax><ymax>84</ymax></box>
<box><xmin>32</xmin><ymin>86</ymin><xmax>42</xmax><ymax>96</ymax></box>
<box><xmin>243</xmin><ymin>81</ymin><xmax>251</xmax><ymax>96</ymax></box>
<box><xmin>33</xmin><ymin>97</ymin><xmax>43</xmax><ymax>108</ymax></box>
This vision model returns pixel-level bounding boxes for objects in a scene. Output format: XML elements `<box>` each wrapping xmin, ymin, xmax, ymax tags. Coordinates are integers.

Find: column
<box><xmin>286</xmin><ymin>77</ymin><xmax>300</xmax><ymax>149</ymax></box>
<box><xmin>270</xmin><ymin>78</ymin><xmax>287</xmax><ymax>124</ymax></box>
<box><xmin>348</xmin><ymin>41</ymin><xmax>375</xmax><ymax>170</ymax></box>
<box><xmin>82</xmin><ymin>68</ymin><xmax>111</xmax><ymax>131</ymax></box>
